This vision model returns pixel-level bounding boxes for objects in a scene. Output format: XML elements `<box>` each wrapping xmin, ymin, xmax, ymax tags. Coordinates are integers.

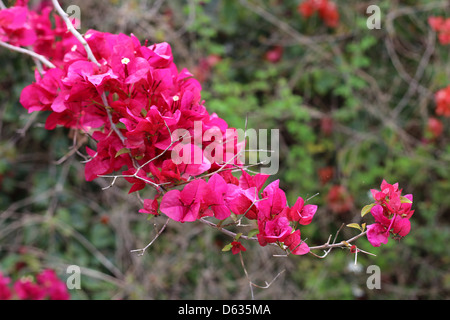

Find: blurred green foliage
<box><xmin>0</xmin><ymin>0</ymin><xmax>449</xmax><ymax>299</ymax></box>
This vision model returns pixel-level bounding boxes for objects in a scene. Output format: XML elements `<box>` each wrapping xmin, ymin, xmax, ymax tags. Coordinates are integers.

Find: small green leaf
<box><xmin>248</xmin><ymin>229</ymin><xmax>259</xmax><ymax>238</ymax></box>
<box><xmin>222</xmin><ymin>243</ymin><xmax>232</xmax><ymax>252</ymax></box>
<box><xmin>346</xmin><ymin>223</ymin><xmax>362</xmax><ymax>232</ymax></box>
<box><xmin>115</xmin><ymin>147</ymin><xmax>130</xmax><ymax>158</ymax></box>
<box><xmin>361</xmin><ymin>203</ymin><xmax>375</xmax><ymax>217</ymax></box>
<box><xmin>400</xmin><ymin>196</ymin><xmax>412</xmax><ymax>204</ymax></box>
<box><xmin>115</xmin><ymin>122</ymin><xmax>126</xmax><ymax>129</ymax></box>
<box><xmin>234</xmin><ymin>233</ymin><xmax>243</xmax><ymax>241</ymax></box>
<box><xmin>361</xmin><ymin>223</ymin><xmax>366</xmax><ymax>232</ymax></box>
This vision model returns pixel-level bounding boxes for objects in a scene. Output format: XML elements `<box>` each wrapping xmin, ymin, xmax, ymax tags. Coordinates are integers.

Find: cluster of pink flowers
<box><xmin>0</xmin><ymin>4</ymin><xmax>35</xmax><ymax>46</ymax></box>
<box><xmin>0</xmin><ymin>269</ymin><xmax>70</xmax><ymax>300</ymax></box>
<box><xmin>428</xmin><ymin>16</ymin><xmax>450</xmax><ymax>45</ymax></box>
<box><xmin>0</xmin><ymin>1</ymin><xmax>80</xmax><ymax>66</ymax></box>
<box><xmin>3</xmin><ymin>1</ymin><xmax>315</xmax><ymax>255</ymax></box>
<box><xmin>1</xmin><ymin>1</ymin><xmax>415</xmax><ymax>256</ymax></box>
<box><xmin>297</xmin><ymin>0</ymin><xmax>339</xmax><ymax>28</ymax></box>
<box><xmin>158</xmin><ymin>170</ymin><xmax>315</xmax><ymax>255</ymax></box>
<box><xmin>13</xmin><ymin>2</ymin><xmax>241</xmax><ymax>189</ymax></box>
<box><xmin>365</xmin><ymin>180</ymin><xmax>414</xmax><ymax>247</ymax></box>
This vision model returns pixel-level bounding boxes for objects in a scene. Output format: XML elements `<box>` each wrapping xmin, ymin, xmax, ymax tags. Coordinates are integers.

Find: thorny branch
<box><xmin>130</xmin><ymin>218</ymin><xmax>170</xmax><ymax>256</ymax></box>
<box><xmin>200</xmin><ymin>218</ymin><xmax>375</xmax><ymax>259</ymax></box>
<box><xmin>239</xmin><ymin>251</ymin><xmax>285</xmax><ymax>300</ymax></box>
<box><xmin>51</xmin><ymin>0</ymin><xmax>101</xmax><ymax>68</ymax></box>
<box><xmin>0</xmin><ymin>40</ymin><xmax>56</xmax><ymax>69</ymax></box>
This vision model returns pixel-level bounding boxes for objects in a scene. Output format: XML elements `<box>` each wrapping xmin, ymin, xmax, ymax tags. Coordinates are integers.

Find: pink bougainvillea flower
<box><xmin>366</xmin><ymin>222</ymin><xmax>389</xmax><ymax>247</ymax></box>
<box><xmin>202</xmin><ymin>173</ymin><xmax>234</xmax><ymax>220</ymax></box>
<box><xmin>0</xmin><ymin>269</ymin><xmax>69</xmax><ymax>300</ymax></box>
<box><xmin>0</xmin><ymin>272</ymin><xmax>12</xmax><ymax>300</ymax></box>
<box><xmin>258</xmin><ymin>216</ymin><xmax>292</xmax><ymax>245</ymax></box>
<box><xmin>13</xmin><ymin>277</ymin><xmax>46</xmax><ymax>300</ymax></box>
<box><xmin>159</xmin><ymin>179</ymin><xmax>207</xmax><ymax>222</ymax></box>
<box><xmin>284</xmin><ymin>229</ymin><xmax>310</xmax><ymax>255</ymax></box>
<box><xmin>121</xmin><ymin>107</ymin><xmax>178</xmax><ymax>154</ymax></box>
<box><xmin>238</xmin><ymin>169</ymin><xmax>269</xmax><ymax>192</ymax></box>
<box><xmin>392</xmin><ymin>215</ymin><xmax>411</xmax><ymax>237</ymax></box>
<box><xmin>370</xmin><ymin>180</ymin><xmax>402</xmax><ymax>208</ymax></box>
<box><xmin>399</xmin><ymin>194</ymin><xmax>414</xmax><ymax>219</ymax></box>
<box><xmin>139</xmin><ymin>197</ymin><xmax>160</xmax><ymax>216</ymax></box>
<box><xmin>141</xmin><ymin>41</ymin><xmax>174</xmax><ymax>68</ymax></box>
<box><xmin>84</xmin><ymin>132</ymin><xmax>132</xmax><ymax>181</ymax></box>
<box><xmin>370</xmin><ymin>204</ymin><xmax>391</xmax><ymax>227</ymax></box>
<box><xmin>19</xmin><ymin>68</ymin><xmax>65</xmax><ymax>113</ymax></box>
<box><xmin>226</xmin><ymin>186</ymin><xmax>259</xmax><ymax>220</ymax></box>
<box><xmin>169</xmin><ymin>143</ymin><xmax>212</xmax><ymax>180</ymax></box>
<box><xmin>287</xmin><ymin>196</ymin><xmax>317</xmax><ymax>225</ymax></box>
<box><xmin>231</xmin><ymin>241</ymin><xmax>246</xmax><ymax>255</ymax></box>
<box><xmin>122</xmin><ymin>167</ymin><xmax>148</xmax><ymax>194</ymax></box>
<box><xmin>257</xmin><ymin>180</ymin><xmax>287</xmax><ymax>220</ymax></box>
<box><xmin>0</xmin><ymin>5</ymin><xmax>36</xmax><ymax>46</ymax></box>
<box><xmin>365</xmin><ymin>181</ymin><xmax>414</xmax><ymax>247</ymax></box>
<box><xmin>36</xmin><ymin>269</ymin><xmax>70</xmax><ymax>300</ymax></box>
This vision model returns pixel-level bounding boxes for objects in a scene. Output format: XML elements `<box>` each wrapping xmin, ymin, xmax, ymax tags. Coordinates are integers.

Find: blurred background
<box><xmin>0</xmin><ymin>0</ymin><xmax>449</xmax><ymax>299</ymax></box>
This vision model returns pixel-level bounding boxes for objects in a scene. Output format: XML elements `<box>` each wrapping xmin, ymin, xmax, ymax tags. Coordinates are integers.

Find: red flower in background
<box><xmin>264</xmin><ymin>46</ymin><xmax>283</xmax><ymax>63</ymax></box>
<box><xmin>428</xmin><ymin>16</ymin><xmax>450</xmax><ymax>45</ymax></box>
<box><xmin>426</xmin><ymin>117</ymin><xmax>443</xmax><ymax>140</ymax></box>
<box><xmin>298</xmin><ymin>0</ymin><xmax>339</xmax><ymax>28</ymax></box>
<box><xmin>435</xmin><ymin>85</ymin><xmax>450</xmax><ymax>117</ymax></box>
<box><xmin>192</xmin><ymin>54</ymin><xmax>221</xmax><ymax>83</ymax></box>
<box><xmin>318</xmin><ymin>166</ymin><xmax>334</xmax><ymax>185</ymax></box>
<box><xmin>326</xmin><ymin>185</ymin><xmax>353</xmax><ymax>214</ymax></box>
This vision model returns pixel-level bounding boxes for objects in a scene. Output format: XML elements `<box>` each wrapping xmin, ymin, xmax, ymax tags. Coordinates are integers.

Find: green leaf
<box><xmin>400</xmin><ymin>196</ymin><xmax>413</xmax><ymax>204</ymax></box>
<box><xmin>114</xmin><ymin>122</ymin><xmax>126</xmax><ymax>129</ymax></box>
<box><xmin>115</xmin><ymin>147</ymin><xmax>130</xmax><ymax>158</ymax></box>
<box><xmin>222</xmin><ymin>243</ymin><xmax>232</xmax><ymax>252</ymax></box>
<box><xmin>247</xmin><ymin>229</ymin><xmax>259</xmax><ymax>238</ymax></box>
<box><xmin>361</xmin><ymin>203</ymin><xmax>375</xmax><ymax>217</ymax></box>
<box><xmin>346</xmin><ymin>223</ymin><xmax>362</xmax><ymax>232</ymax></box>
<box><xmin>234</xmin><ymin>233</ymin><xmax>243</xmax><ymax>241</ymax></box>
